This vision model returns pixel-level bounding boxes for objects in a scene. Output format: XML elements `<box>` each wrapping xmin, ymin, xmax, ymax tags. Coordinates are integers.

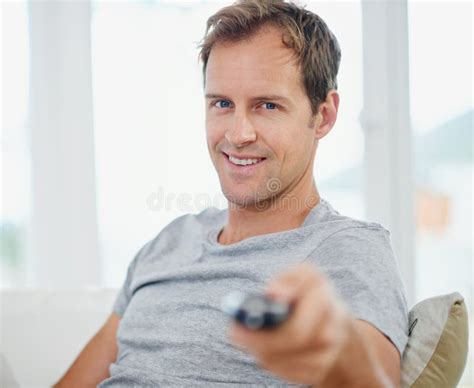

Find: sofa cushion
<box><xmin>401</xmin><ymin>292</ymin><xmax>468</xmax><ymax>388</ymax></box>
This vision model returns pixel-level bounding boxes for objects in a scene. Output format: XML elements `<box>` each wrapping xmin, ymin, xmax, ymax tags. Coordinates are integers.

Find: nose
<box><xmin>225</xmin><ymin>109</ymin><xmax>257</xmax><ymax>148</ymax></box>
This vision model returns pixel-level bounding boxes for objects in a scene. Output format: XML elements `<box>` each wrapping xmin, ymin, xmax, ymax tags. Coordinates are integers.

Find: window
<box><xmin>408</xmin><ymin>1</ymin><xmax>473</xmax><ymax>384</ymax></box>
<box><xmin>307</xmin><ymin>2</ymin><xmax>364</xmax><ymax>221</ymax></box>
<box><xmin>1</xmin><ymin>1</ymin><xmax>31</xmax><ymax>287</ymax></box>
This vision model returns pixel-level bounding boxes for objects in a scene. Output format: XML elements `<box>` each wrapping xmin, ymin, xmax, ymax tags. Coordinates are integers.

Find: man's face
<box><xmin>205</xmin><ymin>25</ymin><xmax>319</xmax><ymax>207</ymax></box>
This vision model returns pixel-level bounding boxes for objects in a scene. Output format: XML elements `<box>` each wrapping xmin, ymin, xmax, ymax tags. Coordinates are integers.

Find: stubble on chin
<box><xmin>221</xmin><ymin>182</ymin><xmax>277</xmax><ymax>211</ymax></box>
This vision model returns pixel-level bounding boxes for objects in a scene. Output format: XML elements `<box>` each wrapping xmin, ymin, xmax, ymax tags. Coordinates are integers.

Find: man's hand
<box><xmin>228</xmin><ymin>263</ymin><xmax>398</xmax><ymax>387</ymax></box>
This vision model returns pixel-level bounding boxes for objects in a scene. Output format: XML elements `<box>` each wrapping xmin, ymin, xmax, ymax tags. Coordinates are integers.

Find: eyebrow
<box><xmin>205</xmin><ymin>93</ymin><xmax>292</xmax><ymax>106</ymax></box>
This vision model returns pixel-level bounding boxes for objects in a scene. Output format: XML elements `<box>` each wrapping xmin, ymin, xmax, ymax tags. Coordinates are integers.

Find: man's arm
<box><xmin>319</xmin><ymin>319</ymin><xmax>400</xmax><ymax>388</ymax></box>
<box><xmin>53</xmin><ymin>312</ymin><xmax>121</xmax><ymax>388</ymax></box>
<box><xmin>229</xmin><ymin>263</ymin><xmax>403</xmax><ymax>387</ymax></box>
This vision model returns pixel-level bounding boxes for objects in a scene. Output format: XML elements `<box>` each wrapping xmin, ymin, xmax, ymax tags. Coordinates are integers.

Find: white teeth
<box><xmin>228</xmin><ymin>155</ymin><xmax>263</xmax><ymax>166</ymax></box>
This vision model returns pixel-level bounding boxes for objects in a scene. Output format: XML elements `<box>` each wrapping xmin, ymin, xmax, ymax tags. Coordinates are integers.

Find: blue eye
<box><xmin>215</xmin><ymin>100</ymin><xmax>231</xmax><ymax>108</ymax></box>
<box><xmin>263</xmin><ymin>102</ymin><xmax>277</xmax><ymax>110</ymax></box>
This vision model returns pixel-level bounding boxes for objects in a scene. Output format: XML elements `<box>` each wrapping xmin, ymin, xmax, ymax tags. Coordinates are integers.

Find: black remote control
<box><xmin>221</xmin><ymin>291</ymin><xmax>292</xmax><ymax>330</ymax></box>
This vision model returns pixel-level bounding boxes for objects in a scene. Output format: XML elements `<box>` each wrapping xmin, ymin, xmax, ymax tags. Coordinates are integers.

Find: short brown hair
<box><xmin>198</xmin><ymin>0</ymin><xmax>341</xmax><ymax>115</ymax></box>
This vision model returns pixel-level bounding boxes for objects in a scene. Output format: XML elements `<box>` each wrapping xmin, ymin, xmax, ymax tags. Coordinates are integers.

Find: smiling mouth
<box><xmin>222</xmin><ymin>152</ymin><xmax>267</xmax><ymax>167</ymax></box>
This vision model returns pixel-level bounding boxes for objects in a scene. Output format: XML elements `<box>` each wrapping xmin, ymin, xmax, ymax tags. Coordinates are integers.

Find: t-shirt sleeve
<box><xmin>306</xmin><ymin>225</ymin><xmax>409</xmax><ymax>357</ymax></box>
<box><xmin>112</xmin><ymin>241</ymin><xmax>153</xmax><ymax>317</ymax></box>
<box><xmin>111</xmin><ymin>213</ymin><xmax>194</xmax><ymax>317</ymax></box>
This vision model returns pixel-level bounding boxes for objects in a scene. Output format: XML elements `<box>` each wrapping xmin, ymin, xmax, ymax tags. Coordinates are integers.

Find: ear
<box><xmin>312</xmin><ymin>90</ymin><xmax>339</xmax><ymax>140</ymax></box>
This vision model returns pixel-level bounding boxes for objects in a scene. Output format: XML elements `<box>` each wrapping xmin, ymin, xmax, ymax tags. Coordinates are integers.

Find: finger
<box><xmin>255</xmin><ymin>310</ymin><xmax>347</xmax><ymax>385</ymax></box>
<box><xmin>256</xmin><ymin>341</ymin><xmax>339</xmax><ymax>386</ymax></box>
<box><xmin>258</xmin><ymin>303</ymin><xmax>345</xmax><ymax>361</ymax></box>
<box><xmin>229</xmin><ymin>280</ymin><xmax>331</xmax><ymax>355</ymax></box>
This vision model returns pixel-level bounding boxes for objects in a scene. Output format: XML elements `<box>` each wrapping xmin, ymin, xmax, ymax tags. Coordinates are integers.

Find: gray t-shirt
<box><xmin>98</xmin><ymin>199</ymin><xmax>408</xmax><ymax>387</ymax></box>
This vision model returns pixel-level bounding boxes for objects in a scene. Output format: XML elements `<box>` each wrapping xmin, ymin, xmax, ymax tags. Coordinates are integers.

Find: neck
<box><xmin>218</xmin><ymin>178</ymin><xmax>320</xmax><ymax>245</ymax></box>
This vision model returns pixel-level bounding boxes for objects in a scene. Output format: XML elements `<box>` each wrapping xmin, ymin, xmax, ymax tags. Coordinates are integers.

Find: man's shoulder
<box><xmin>311</xmin><ymin>212</ymin><xmax>395</xmax><ymax>265</ymax></box>
<box><xmin>310</xmin><ymin>199</ymin><xmax>390</xmax><ymax>238</ymax></box>
<box><xmin>135</xmin><ymin>207</ymin><xmax>226</xmax><ymax>264</ymax></box>
<box><xmin>164</xmin><ymin>206</ymin><xmax>226</xmax><ymax>232</ymax></box>
<box><xmin>146</xmin><ymin>206</ymin><xmax>225</xmax><ymax>246</ymax></box>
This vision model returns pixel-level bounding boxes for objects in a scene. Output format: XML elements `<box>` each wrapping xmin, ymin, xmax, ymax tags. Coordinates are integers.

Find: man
<box><xmin>55</xmin><ymin>1</ymin><xmax>408</xmax><ymax>387</ymax></box>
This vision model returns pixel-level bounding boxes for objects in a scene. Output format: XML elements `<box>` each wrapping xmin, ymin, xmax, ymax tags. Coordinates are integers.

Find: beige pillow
<box><xmin>401</xmin><ymin>292</ymin><xmax>469</xmax><ymax>388</ymax></box>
